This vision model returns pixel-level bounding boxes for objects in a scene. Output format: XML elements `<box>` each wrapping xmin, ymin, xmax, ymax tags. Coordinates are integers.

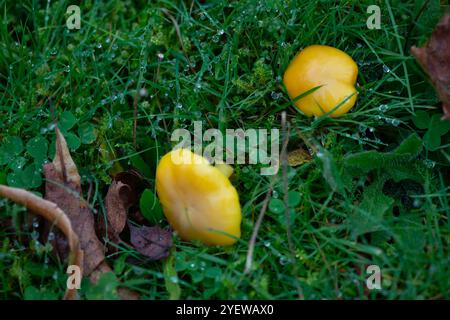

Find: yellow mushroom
<box><xmin>156</xmin><ymin>148</ymin><xmax>241</xmax><ymax>246</ymax></box>
<box><xmin>283</xmin><ymin>45</ymin><xmax>358</xmax><ymax>117</ymax></box>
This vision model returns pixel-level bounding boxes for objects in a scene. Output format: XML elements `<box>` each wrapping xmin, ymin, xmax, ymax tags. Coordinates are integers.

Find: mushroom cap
<box><xmin>156</xmin><ymin>148</ymin><xmax>241</xmax><ymax>246</ymax></box>
<box><xmin>283</xmin><ymin>45</ymin><xmax>358</xmax><ymax>117</ymax></box>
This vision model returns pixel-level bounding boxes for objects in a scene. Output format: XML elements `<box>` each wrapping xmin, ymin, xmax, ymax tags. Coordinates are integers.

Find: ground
<box><xmin>0</xmin><ymin>0</ymin><xmax>449</xmax><ymax>299</ymax></box>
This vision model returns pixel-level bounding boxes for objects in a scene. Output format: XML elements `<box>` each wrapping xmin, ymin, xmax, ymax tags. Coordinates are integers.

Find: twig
<box><xmin>0</xmin><ymin>185</ymin><xmax>83</xmax><ymax>300</ymax></box>
<box><xmin>244</xmin><ymin>175</ymin><xmax>276</xmax><ymax>274</ymax></box>
<box><xmin>244</xmin><ymin>111</ymin><xmax>289</xmax><ymax>274</ymax></box>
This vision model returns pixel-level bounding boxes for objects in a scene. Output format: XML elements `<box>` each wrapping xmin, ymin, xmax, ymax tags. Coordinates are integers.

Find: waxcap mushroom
<box><xmin>156</xmin><ymin>148</ymin><xmax>241</xmax><ymax>246</ymax></box>
<box><xmin>284</xmin><ymin>45</ymin><xmax>358</xmax><ymax>117</ymax></box>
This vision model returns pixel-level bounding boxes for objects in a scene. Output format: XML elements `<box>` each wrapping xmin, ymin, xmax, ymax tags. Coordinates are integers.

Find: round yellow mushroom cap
<box><xmin>283</xmin><ymin>45</ymin><xmax>358</xmax><ymax>117</ymax></box>
<box><xmin>156</xmin><ymin>148</ymin><xmax>241</xmax><ymax>246</ymax></box>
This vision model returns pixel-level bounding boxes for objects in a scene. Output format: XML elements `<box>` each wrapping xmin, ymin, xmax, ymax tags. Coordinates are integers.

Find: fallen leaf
<box><xmin>411</xmin><ymin>13</ymin><xmax>450</xmax><ymax>120</ymax></box>
<box><xmin>114</xmin><ymin>170</ymin><xmax>145</xmax><ymax>201</ymax></box>
<box><xmin>104</xmin><ymin>181</ymin><xmax>131</xmax><ymax>238</ymax></box>
<box><xmin>129</xmin><ymin>224</ymin><xmax>172</xmax><ymax>261</ymax></box>
<box><xmin>98</xmin><ymin>170</ymin><xmax>145</xmax><ymax>245</ymax></box>
<box><xmin>44</xmin><ymin>129</ymin><xmax>105</xmax><ymax>276</ymax></box>
<box><xmin>287</xmin><ymin>148</ymin><xmax>312</xmax><ymax>167</ymax></box>
<box><xmin>44</xmin><ymin>128</ymin><xmax>139</xmax><ymax>299</ymax></box>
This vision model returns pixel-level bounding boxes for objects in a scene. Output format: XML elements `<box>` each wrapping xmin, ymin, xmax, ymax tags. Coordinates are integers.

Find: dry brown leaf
<box><xmin>0</xmin><ymin>185</ymin><xmax>83</xmax><ymax>300</ymax></box>
<box><xmin>287</xmin><ymin>148</ymin><xmax>312</xmax><ymax>167</ymax></box>
<box><xmin>44</xmin><ymin>129</ymin><xmax>105</xmax><ymax>276</ymax></box>
<box><xmin>44</xmin><ymin>128</ymin><xmax>139</xmax><ymax>299</ymax></box>
<box><xmin>98</xmin><ymin>170</ymin><xmax>145</xmax><ymax>245</ymax></box>
<box><xmin>105</xmin><ymin>181</ymin><xmax>130</xmax><ymax>237</ymax></box>
<box><xmin>129</xmin><ymin>224</ymin><xmax>172</xmax><ymax>261</ymax></box>
<box><xmin>411</xmin><ymin>13</ymin><xmax>450</xmax><ymax>120</ymax></box>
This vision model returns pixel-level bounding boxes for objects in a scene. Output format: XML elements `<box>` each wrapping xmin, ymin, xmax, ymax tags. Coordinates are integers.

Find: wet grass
<box><xmin>0</xmin><ymin>0</ymin><xmax>449</xmax><ymax>299</ymax></box>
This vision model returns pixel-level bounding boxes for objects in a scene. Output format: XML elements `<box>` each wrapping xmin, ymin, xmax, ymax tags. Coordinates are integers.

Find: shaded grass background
<box><xmin>0</xmin><ymin>0</ymin><xmax>448</xmax><ymax>299</ymax></box>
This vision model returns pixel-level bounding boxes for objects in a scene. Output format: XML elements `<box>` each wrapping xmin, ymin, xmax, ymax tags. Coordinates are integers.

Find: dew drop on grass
<box><xmin>64</xmin><ymin>65</ymin><xmax>70</xmax><ymax>73</ymax></box>
<box><xmin>105</xmin><ymin>37</ymin><xmax>111</xmax><ymax>44</ymax></box>
<box><xmin>279</xmin><ymin>256</ymin><xmax>289</xmax><ymax>265</ymax></box>
<box><xmin>139</xmin><ymin>88</ymin><xmax>148</xmax><ymax>97</ymax></box>
<box><xmin>157</xmin><ymin>52</ymin><xmax>164</xmax><ymax>60</ymax></box>
<box><xmin>175</xmin><ymin>103</ymin><xmax>183</xmax><ymax>109</ymax></box>
<box><xmin>112</xmin><ymin>43</ymin><xmax>118</xmax><ymax>51</ymax></box>
<box><xmin>272</xmin><ymin>190</ymin><xmax>279</xmax><ymax>198</ymax></box>
<box><xmin>391</xmin><ymin>119</ymin><xmax>400</xmax><ymax>126</ymax></box>
<box><xmin>271</xmin><ymin>91</ymin><xmax>280</xmax><ymax>100</ymax></box>
<box><xmin>378</xmin><ymin>104</ymin><xmax>389</xmax><ymax>112</ymax></box>
<box><xmin>263</xmin><ymin>241</ymin><xmax>271</xmax><ymax>248</ymax></box>
<box><xmin>96</xmin><ymin>43</ymin><xmax>102</xmax><ymax>49</ymax></box>
<box><xmin>424</xmin><ymin>159</ymin><xmax>435</xmax><ymax>169</ymax></box>
<box><xmin>169</xmin><ymin>276</ymin><xmax>179</xmax><ymax>284</ymax></box>
<box><xmin>412</xmin><ymin>199</ymin><xmax>422</xmax><ymax>208</ymax></box>
<box><xmin>194</xmin><ymin>82</ymin><xmax>202</xmax><ymax>92</ymax></box>
<box><xmin>382</xmin><ymin>65</ymin><xmax>391</xmax><ymax>73</ymax></box>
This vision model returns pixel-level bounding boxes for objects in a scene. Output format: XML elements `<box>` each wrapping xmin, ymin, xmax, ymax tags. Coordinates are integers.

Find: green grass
<box><xmin>0</xmin><ymin>0</ymin><xmax>449</xmax><ymax>299</ymax></box>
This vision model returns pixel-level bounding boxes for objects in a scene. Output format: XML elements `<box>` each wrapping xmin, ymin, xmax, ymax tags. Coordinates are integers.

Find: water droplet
<box><xmin>175</xmin><ymin>103</ymin><xmax>183</xmax><ymax>109</ymax></box>
<box><xmin>382</xmin><ymin>65</ymin><xmax>391</xmax><ymax>73</ymax></box>
<box><xmin>412</xmin><ymin>199</ymin><xmax>422</xmax><ymax>208</ymax></box>
<box><xmin>378</xmin><ymin>104</ymin><xmax>389</xmax><ymax>112</ymax></box>
<box><xmin>112</xmin><ymin>43</ymin><xmax>118</xmax><ymax>50</ymax></box>
<box><xmin>423</xmin><ymin>159</ymin><xmax>435</xmax><ymax>169</ymax></box>
<box><xmin>271</xmin><ymin>91</ymin><xmax>280</xmax><ymax>100</ymax></box>
<box><xmin>217</xmin><ymin>29</ymin><xmax>225</xmax><ymax>35</ymax></box>
<box><xmin>391</xmin><ymin>119</ymin><xmax>400</xmax><ymax>126</ymax></box>
<box><xmin>157</xmin><ymin>53</ymin><xmax>164</xmax><ymax>60</ymax></box>
<box><xmin>48</xmin><ymin>232</ymin><xmax>55</xmax><ymax>241</ymax></box>
<box><xmin>139</xmin><ymin>88</ymin><xmax>148</xmax><ymax>97</ymax></box>
<box><xmin>263</xmin><ymin>241</ymin><xmax>271</xmax><ymax>247</ymax></box>
<box><xmin>279</xmin><ymin>256</ymin><xmax>289</xmax><ymax>265</ymax></box>
<box><xmin>194</xmin><ymin>82</ymin><xmax>202</xmax><ymax>92</ymax></box>
<box><xmin>189</xmin><ymin>263</ymin><xmax>196</xmax><ymax>269</ymax></box>
<box><xmin>212</xmin><ymin>35</ymin><xmax>219</xmax><ymax>43</ymax></box>
<box><xmin>169</xmin><ymin>276</ymin><xmax>179</xmax><ymax>284</ymax></box>
<box><xmin>105</xmin><ymin>37</ymin><xmax>111</xmax><ymax>44</ymax></box>
<box><xmin>96</xmin><ymin>43</ymin><xmax>102</xmax><ymax>49</ymax></box>
<box><xmin>64</xmin><ymin>65</ymin><xmax>70</xmax><ymax>73</ymax></box>
<box><xmin>272</xmin><ymin>190</ymin><xmax>279</xmax><ymax>198</ymax></box>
